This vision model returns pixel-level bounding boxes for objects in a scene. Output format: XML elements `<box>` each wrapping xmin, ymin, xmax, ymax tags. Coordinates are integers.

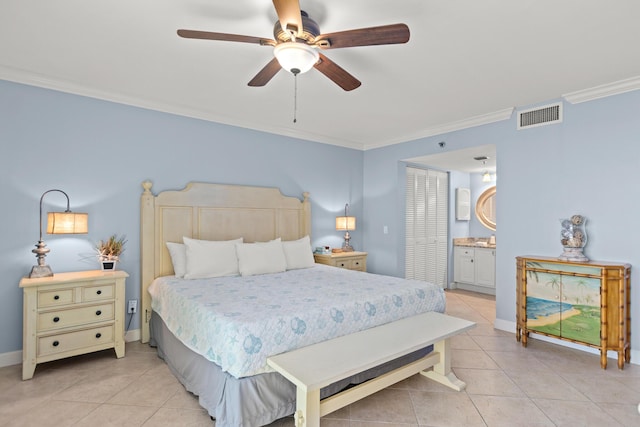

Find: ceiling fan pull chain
<box><xmin>293</xmin><ymin>72</ymin><xmax>298</xmax><ymax>123</ymax></box>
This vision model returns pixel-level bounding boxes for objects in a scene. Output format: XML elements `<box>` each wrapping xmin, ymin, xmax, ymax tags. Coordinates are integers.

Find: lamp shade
<box><xmin>274</xmin><ymin>42</ymin><xmax>319</xmax><ymax>74</ymax></box>
<box><xmin>336</xmin><ymin>216</ymin><xmax>356</xmax><ymax>231</ymax></box>
<box><xmin>47</xmin><ymin>212</ymin><xmax>88</xmax><ymax>234</ymax></box>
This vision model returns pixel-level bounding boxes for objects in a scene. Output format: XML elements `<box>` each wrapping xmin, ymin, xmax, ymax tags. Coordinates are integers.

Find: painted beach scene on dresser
<box><xmin>525</xmin><ymin>262</ymin><xmax>601</xmax><ymax>346</ymax></box>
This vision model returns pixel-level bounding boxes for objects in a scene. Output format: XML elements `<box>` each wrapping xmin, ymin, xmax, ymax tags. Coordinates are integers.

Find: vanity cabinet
<box><xmin>475</xmin><ymin>249</ymin><xmax>496</xmax><ymax>287</ymax></box>
<box><xmin>454</xmin><ymin>247</ymin><xmax>475</xmax><ymax>284</ymax></box>
<box><xmin>453</xmin><ymin>246</ymin><xmax>495</xmax><ymax>293</ymax></box>
<box><xmin>516</xmin><ymin>256</ymin><xmax>630</xmax><ymax>369</ymax></box>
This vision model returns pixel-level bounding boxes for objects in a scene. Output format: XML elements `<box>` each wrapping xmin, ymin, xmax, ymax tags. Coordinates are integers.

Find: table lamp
<box><xmin>29</xmin><ymin>189</ymin><xmax>88</xmax><ymax>278</ymax></box>
<box><xmin>335</xmin><ymin>203</ymin><xmax>356</xmax><ymax>252</ymax></box>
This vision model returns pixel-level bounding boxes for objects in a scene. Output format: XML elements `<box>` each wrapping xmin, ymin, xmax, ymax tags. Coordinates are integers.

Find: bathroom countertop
<box><xmin>453</xmin><ymin>237</ymin><xmax>496</xmax><ymax>249</ymax></box>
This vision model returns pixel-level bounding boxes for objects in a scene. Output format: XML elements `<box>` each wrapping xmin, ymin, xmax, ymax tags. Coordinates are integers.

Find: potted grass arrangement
<box><xmin>96</xmin><ymin>234</ymin><xmax>127</xmax><ymax>270</ymax></box>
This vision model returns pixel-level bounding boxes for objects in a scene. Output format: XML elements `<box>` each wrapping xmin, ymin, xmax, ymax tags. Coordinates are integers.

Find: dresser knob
<box><xmin>96</xmin><ymin>310</ymin><xmax>102</xmax><ymax>316</ymax></box>
<box><xmin>53</xmin><ymin>316</ymin><xmax>60</xmax><ymax>323</ymax></box>
<box><xmin>52</xmin><ymin>341</ymin><xmax>59</xmax><ymax>347</ymax></box>
<box><xmin>96</xmin><ymin>290</ymin><xmax>102</xmax><ymax>295</ymax></box>
<box><xmin>95</xmin><ymin>333</ymin><xmax>102</xmax><ymax>339</ymax></box>
<box><xmin>54</xmin><ymin>295</ymin><xmax>60</xmax><ymax>300</ymax></box>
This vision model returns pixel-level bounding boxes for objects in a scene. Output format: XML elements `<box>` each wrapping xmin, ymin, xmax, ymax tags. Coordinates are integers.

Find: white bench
<box><xmin>267</xmin><ymin>311</ymin><xmax>475</xmax><ymax>427</ymax></box>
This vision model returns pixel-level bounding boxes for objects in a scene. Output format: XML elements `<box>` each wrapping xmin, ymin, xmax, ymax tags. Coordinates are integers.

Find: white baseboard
<box><xmin>494</xmin><ymin>318</ymin><xmax>638</xmax><ymax>366</ymax></box>
<box><xmin>0</xmin><ymin>350</ymin><xmax>22</xmax><ymax>369</ymax></box>
<box><xmin>125</xmin><ymin>328</ymin><xmax>141</xmax><ymax>343</ymax></box>
<box><xmin>0</xmin><ymin>329</ymin><xmax>141</xmax><ymax>369</ymax></box>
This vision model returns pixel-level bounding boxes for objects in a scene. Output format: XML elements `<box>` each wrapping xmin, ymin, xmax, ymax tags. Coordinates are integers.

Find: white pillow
<box><xmin>282</xmin><ymin>235</ymin><xmax>315</xmax><ymax>270</ymax></box>
<box><xmin>183</xmin><ymin>237</ymin><xmax>243</xmax><ymax>279</ymax></box>
<box><xmin>166</xmin><ymin>242</ymin><xmax>187</xmax><ymax>278</ymax></box>
<box><xmin>236</xmin><ymin>238</ymin><xmax>287</xmax><ymax>277</ymax></box>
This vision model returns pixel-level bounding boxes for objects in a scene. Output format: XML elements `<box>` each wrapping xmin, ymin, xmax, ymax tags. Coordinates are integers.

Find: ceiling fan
<box><xmin>177</xmin><ymin>0</ymin><xmax>410</xmax><ymax>91</ymax></box>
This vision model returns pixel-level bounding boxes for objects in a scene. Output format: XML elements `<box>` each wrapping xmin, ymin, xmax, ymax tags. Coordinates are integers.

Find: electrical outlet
<box><xmin>128</xmin><ymin>299</ymin><xmax>137</xmax><ymax>314</ymax></box>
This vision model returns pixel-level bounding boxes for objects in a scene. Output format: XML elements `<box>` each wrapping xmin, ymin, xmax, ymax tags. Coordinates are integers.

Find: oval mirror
<box><xmin>476</xmin><ymin>186</ymin><xmax>496</xmax><ymax>231</ymax></box>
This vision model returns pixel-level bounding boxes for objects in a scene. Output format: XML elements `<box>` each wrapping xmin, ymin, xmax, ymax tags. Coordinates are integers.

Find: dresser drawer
<box><xmin>38</xmin><ymin>303</ymin><xmax>115</xmax><ymax>331</ymax></box>
<box><xmin>38</xmin><ymin>288</ymin><xmax>74</xmax><ymax>308</ymax></box>
<box><xmin>334</xmin><ymin>259</ymin><xmax>353</xmax><ymax>269</ymax></box>
<box><xmin>82</xmin><ymin>284</ymin><xmax>115</xmax><ymax>302</ymax></box>
<box><xmin>314</xmin><ymin>252</ymin><xmax>367</xmax><ymax>272</ymax></box>
<box><xmin>335</xmin><ymin>257</ymin><xmax>366</xmax><ymax>271</ymax></box>
<box><xmin>37</xmin><ymin>325</ymin><xmax>115</xmax><ymax>358</ymax></box>
<box><xmin>349</xmin><ymin>257</ymin><xmax>366</xmax><ymax>271</ymax></box>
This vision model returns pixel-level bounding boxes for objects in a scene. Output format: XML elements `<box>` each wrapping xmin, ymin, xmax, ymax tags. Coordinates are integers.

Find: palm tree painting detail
<box><xmin>525</xmin><ymin>262</ymin><xmax>601</xmax><ymax>345</ymax></box>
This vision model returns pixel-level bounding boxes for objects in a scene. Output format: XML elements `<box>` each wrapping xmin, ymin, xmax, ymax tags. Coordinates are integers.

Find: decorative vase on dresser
<box><xmin>516</xmin><ymin>256</ymin><xmax>630</xmax><ymax>369</ymax></box>
<box><xmin>19</xmin><ymin>269</ymin><xmax>128</xmax><ymax>380</ymax></box>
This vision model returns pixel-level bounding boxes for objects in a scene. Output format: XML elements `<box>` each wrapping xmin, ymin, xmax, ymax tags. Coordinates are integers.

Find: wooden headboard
<box><xmin>139</xmin><ymin>181</ymin><xmax>311</xmax><ymax>342</ymax></box>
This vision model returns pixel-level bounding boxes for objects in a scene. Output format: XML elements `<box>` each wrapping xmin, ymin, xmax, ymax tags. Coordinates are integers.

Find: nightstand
<box><xmin>313</xmin><ymin>251</ymin><xmax>367</xmax><ymax>272</ymax></box>
<box><xmin>19</xmin><ymin>270</ymin><xmax>128</xmax><ymax>380</ymax></box>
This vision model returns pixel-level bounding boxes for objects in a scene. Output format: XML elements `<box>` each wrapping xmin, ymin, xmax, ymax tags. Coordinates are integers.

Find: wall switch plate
<box><xmin>128</xmin><ymin>299</ymin><xmax>138</xmax><ymax>314</ymax></box>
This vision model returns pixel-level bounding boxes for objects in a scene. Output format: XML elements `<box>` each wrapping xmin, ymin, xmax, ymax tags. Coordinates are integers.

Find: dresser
<box><xmin>313</xmin><ymin>251</ymin><xmax>367</xmax><ymax>272</ymax></box>
<box><xmin>20</xmin><ymin>270</ymin><xmax>128</xmax><ymax>380</ymax></box>
<box><xmin>516</xmin><ymin>256</ymin><xmax>630</xmax><ymax>369</ymax></box>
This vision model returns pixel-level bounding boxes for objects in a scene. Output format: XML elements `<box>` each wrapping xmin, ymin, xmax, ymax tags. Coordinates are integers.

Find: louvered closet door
<box><xmin>405</xmin><ymin>167</ymin><xmax>448</xmax><ymax>288</ymax></box>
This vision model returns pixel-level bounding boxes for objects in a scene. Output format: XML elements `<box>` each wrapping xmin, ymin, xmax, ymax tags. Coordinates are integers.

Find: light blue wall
<box><xmin>363</xmin><ymin>89</ymin><xmax>640</xmax><ymax>355</ymax></box>
<box><xmin>3</xmin><ymin>78</ymin><xmax>640</xmax><ymax>362</ymax></box>
<box><xmin>0</xmin><ymin>80</ymin><xmax>363</xmax><ymax>355</ymax></box>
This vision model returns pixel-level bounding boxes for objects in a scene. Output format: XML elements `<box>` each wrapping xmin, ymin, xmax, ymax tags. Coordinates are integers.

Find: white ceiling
<box><xmin>1</xmin><ymin>1</ymin><xmax>639</xmax><ymax>151</ymax></box>
<box><xmin>406</xmin><ymin>144</ymin><xmax>496</xmax><ymax>174</ymax></box>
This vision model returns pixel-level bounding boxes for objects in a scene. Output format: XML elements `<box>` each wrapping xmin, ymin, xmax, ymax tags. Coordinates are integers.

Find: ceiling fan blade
<box><xmin>314</xmin><ymin>53</ymin><xmax>361</xmax><ymax>91</ymax></box>
<box><xmin>315</xmin><ymin>23</ymin><xmax>410</xmax><ymax>49</ymax></box>
<box><xmin>272</xmin><ymin>0</ymin><xmax>303</xmax><ymax>39</ymax></box>
<box><xmin>248</xmin><ymin>58</ymin><xmax>282</xmax><ymax>87</ymax></box>
<box><xmin>177</xmin><ymin>29</ymin><xmax>275</xmax><ymax>46</ymax></box>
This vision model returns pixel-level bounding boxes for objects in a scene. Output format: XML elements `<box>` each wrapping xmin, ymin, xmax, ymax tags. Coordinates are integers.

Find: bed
<box><xmin>139</xmin><ymin>181</ymin><xmax>447</xmax><ymax>426</ymax></box>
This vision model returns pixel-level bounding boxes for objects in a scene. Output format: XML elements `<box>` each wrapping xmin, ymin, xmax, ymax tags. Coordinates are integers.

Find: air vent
<box><xmin>517</xmin><ymin>103</ymin><xmax>562</xmax><ymax>129</ymax></box>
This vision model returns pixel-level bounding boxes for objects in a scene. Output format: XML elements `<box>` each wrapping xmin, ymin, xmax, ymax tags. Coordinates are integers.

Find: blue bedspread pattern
<box><xmin>149</xmin><ymin>264</ymin><xmax>445</xmax><ymax>378</ymax></box>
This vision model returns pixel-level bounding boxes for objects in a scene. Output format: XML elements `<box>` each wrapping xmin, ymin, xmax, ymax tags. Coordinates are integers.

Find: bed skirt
<box><xmin>150</xmin><ymin>311</ymin><xmax>432</xmax><ymax>427</ymax></box>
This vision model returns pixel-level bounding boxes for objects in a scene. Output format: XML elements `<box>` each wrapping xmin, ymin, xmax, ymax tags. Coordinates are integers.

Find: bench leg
<box><xmin>420</xmin><ymin>338</ymin><xmax>467</xmax><ymax>391</ymax></box>
<box><xmin>295</xmin><ymin>387</ymin><xmax>321</xmax><ymax>427</ymax></box>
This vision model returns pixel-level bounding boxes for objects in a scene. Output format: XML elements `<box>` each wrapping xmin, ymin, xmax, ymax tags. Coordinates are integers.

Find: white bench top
<box><xmin>267</xmin><ymin>311</ymin><xmax>475</xmax><ymax>391</ymax></box>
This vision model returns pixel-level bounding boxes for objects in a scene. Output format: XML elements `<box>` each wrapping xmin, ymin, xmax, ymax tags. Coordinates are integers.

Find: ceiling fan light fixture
<box><xmin>274</xmin><ymin>42</ymin><xmax>319</xmax><ymax>74</ymax></box>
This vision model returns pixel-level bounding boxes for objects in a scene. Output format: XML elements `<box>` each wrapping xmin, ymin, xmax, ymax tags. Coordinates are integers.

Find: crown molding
<box><xmin>0</xmin><ymin>65</ymin><xmax>367</xmax><ymax>150</ymax></box>
<box><xmin>563</xmin><ymin>76</ymin><xmax>640</xmax><ymax>104</ymax></box>
<box><xmin>364</xmin><ymin>108</ymin><xmax>515</xmax><ymax>150</ymax></box>
<box><xmin>3</xmin><ymin>64</ymin><xmax>637</xmax><ymax>151</ymax></box>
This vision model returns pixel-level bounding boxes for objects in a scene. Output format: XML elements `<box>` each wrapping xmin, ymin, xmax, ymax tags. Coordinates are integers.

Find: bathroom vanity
<box><xmin>452</xmin><ymin>238</ymin><xmax>496</xmax><ymax>295</ymax></box>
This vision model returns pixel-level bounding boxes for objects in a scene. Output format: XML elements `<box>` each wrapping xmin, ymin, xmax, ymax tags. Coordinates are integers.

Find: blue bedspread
<box><xmin>149</xmin><ymin>264</ymin><xmax>445</xmax><ymax>378</ymax></box>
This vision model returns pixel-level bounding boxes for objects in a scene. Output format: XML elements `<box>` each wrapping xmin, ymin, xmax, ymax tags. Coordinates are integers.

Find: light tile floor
<box><xmin>2</xmin><ymin>289</ymin><xmax>640</xmax><ymax>426</ymax></box>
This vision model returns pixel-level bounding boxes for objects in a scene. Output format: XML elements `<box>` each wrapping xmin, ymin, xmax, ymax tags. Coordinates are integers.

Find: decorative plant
<box><xmin>96</xmin><ymin>234</ymin><xmax>127</xmax><ymax>260</ymax></box>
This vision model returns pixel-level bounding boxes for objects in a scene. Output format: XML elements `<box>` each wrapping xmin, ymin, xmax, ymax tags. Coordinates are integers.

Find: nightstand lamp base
<box><xmin>29</xmin><ymin>264</ymin><xmax>54</xmax><ymax>278</ymax></box>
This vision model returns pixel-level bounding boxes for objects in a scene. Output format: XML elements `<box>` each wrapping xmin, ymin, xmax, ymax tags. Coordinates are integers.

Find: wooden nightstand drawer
<box><xmin>82</xmin><ymin>284</ymin><xmax>115</xmax><ymax>302</ymax></box>
<box><xmin>334</xmin><ymin>260</ymin><xmax>351</xmax><ymax>269</ymax></box>
<box><xmin>38</xmin><ymin>288</ymin><xmax>74</xmax><ymax>308</ymax></box>
<box><xmin>335</xmin><ymin>258</ymin><xmax>365</xmax><ymax>270</ymax></box>
<box><xmin>314</xmin><ymin>252</ymin><xmax>367</xmax><ymax>272</ymax></box>
<box><xmin>38</xmin><ymin>303</ymin><xmax>114</xmax><ymax>331</ymax></box>
<box><xmin>348</xmin><ymin>257</ymin><xmax>366</xmax><ymax>271</ymax></box>
<box><xmin>38</xmin><ymin>325</ymin><xmax>115</xmax><ymax>358</ymax></box>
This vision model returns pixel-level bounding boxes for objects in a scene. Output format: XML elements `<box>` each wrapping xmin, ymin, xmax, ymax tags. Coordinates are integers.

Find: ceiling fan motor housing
<box><xmin>273</xmin><ymin>11</ymin><xmax>320</xmax><ymax>43</ymax></box>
